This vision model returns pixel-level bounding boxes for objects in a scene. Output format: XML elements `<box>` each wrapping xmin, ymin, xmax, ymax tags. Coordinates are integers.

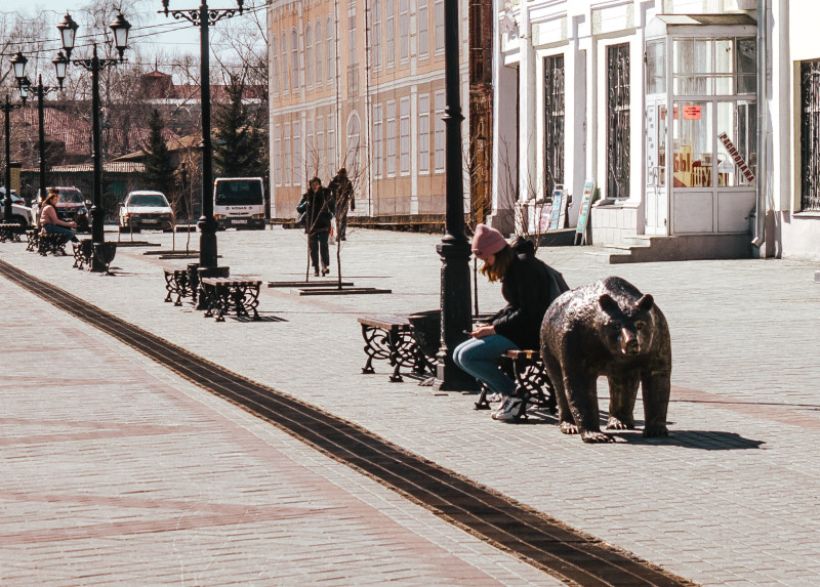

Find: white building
<box><xmin>491</xmin><ymin>0</ymin><xmax>819</xmax><ymax>262</ymax></box>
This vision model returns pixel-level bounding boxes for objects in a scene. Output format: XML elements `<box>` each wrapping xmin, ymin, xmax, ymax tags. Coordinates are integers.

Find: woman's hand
<box><xmin>470</xmin><ymin>324</ymin><xmax>496</xmax><ymax>338</ymax></box>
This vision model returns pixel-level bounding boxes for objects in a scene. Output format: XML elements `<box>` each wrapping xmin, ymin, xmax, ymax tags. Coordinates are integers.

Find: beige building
<box><xmin>268</xmin><ymin>0</ymin><xmax>480</xmax><ymax>220</ymax></box>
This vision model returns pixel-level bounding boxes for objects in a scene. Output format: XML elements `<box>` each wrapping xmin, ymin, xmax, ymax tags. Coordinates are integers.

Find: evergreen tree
<box><xmin>143</xmin><ymin>110</ymin><xmax>175</xmax><ymax>196</ymax></box>
<box><xmin>213</xmin><ymin>75</ymin><xmax>266</xmax><ymax>177</ymax></box>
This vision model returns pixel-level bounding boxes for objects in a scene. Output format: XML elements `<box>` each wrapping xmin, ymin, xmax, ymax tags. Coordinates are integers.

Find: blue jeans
<box><xmin>453</xmin><ymin>335</ymin><xmax>519</xmax><ymax>396</ymax></box>
<box><xmin>44</xmin><ymin>224</ymin><xmax>78</xmax><ymax>242</ymax></box>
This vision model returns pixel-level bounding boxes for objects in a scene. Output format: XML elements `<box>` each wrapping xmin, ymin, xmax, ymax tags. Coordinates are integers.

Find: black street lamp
<box><xmin>160</xmin><ymin>0</ymin><xmax>245</xmax><ymax>271</ymax></box>
<box><xmin>435</xmin><ymin>0</ymin><xmax>476</xmax><ymax>390</ymax></box>
<box><xmin>1</xmin><ymin>94</ymin><xmax>24</xmax><ymax>223</ymax></box>
<box><xmin>13</xmin><ymin>54</ymin><xmax>62</xmax><ymax>210</ymax></box>
<box><xmin>57</xmin><ymin>11</ymin><xmax>131</xmax><ymax>272</ymax></box>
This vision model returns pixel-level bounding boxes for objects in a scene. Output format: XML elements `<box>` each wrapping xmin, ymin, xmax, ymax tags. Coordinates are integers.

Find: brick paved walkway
<box><xmin>0</xmin><ymin>270</ymin><xmax>555</xmax><ymax>586</ymax></box>
<box><xmin>2</xmin><ymin>227</ymin><xmax>820</xmax><ymax>586</ymax></box>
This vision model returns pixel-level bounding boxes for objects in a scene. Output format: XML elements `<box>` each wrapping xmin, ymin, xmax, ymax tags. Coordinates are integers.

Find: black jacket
<box><xmin>329</xmin><ymin>175</ymin><xmax>355</xmax><ymax>211</ymax></box>
<box><xmin>491</xmin><ymin>239</ymin><xmax>569</xmax><ymax>349</ymax></box>
<box><xmin>297</xmin><ymin>187</ymin><xmax>335</xmax><ymax>234</ymax></box>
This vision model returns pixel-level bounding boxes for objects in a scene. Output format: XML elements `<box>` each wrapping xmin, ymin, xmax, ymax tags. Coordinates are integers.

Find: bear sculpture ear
<box><xmin>637</xmin><ymin>294</ymin><xmax>654</xmax><ymax>312</ymax></box>
<box><xmin>598</xmin><ymin>293</ymin><xmax>621</xmax><ymax>315</ymax></box>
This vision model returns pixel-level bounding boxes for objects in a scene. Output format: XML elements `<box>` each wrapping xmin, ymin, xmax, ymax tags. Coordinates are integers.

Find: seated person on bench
<box><xmin>453</xmin><ymin>225</ymin><xmax>569</xmax><ymax>421</ymax></box>
<box><xmin>40</xmin><ymin>188</ymin><xmax>79</xmax><ymax>243</ymax></box>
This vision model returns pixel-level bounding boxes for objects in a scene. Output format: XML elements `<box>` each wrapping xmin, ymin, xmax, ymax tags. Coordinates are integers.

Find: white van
<box><xmin>213</xmin><ymin>177</ymin><xmax>266</xmax><ymax>230</ymax></box>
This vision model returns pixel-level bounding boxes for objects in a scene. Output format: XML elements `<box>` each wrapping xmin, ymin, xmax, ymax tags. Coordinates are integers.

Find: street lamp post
<box><xmin>13</xmin><ymin>52</ymin><xmax>63</xmax><ymax>208</ymax></box>
<box><xmin>435</xmin><ymin>0</ymin><xmax>476</xmax><ymax>390</ymax></box>
<box><xmin>1</xmin><ymin>95</ymin><xmax>24</xmax><ymax>223</ymax></box>
<box><xmin>56</xmin><ymin>12</ymin><xmax>131</xmax><ymax>272</ymax></box>
<box><xmin>160</xmin><ymin>0</ymin><xmax>245</xmax><ymax>271</ymax></box>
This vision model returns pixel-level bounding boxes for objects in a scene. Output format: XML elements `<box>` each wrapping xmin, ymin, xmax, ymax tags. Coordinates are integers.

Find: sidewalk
<box><xmin>2</xmin><ymin>227</ymin><xmax>820</xmax><ymax>586</ymax></box>
<box><xmin>0</xmin><ymin>269</ymin><xmax>555</xmax><ymax>586</ymax></box>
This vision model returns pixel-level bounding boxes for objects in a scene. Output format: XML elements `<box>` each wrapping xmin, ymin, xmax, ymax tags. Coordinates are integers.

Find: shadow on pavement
<box><xmin>615</xmin><ymin>430</ymin><xmax>765</xmax><ymax>450</ymax></box>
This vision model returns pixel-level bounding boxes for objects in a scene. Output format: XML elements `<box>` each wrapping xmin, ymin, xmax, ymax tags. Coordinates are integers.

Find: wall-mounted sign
<box><xmin>574</xmin><ymin>180</ymin><xmax>596</xmax><ymax>245</ymax></box>
<box><xmin>683</xmin><ymin>104</ymin><xmax>702</xmax><ymax>120</ymax></box>
<box><xmin>718</xmin><ymin>132</ymin><xmax>755</xmax><ymax>182</ymax></box>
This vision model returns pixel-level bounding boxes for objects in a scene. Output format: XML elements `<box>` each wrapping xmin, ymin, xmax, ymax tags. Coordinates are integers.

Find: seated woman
<box><xmin>453</xmin><ymin>224</ymin><xmax>569</xmax><ymax>421</ymax></box>
<box><xmin>39</xmin><ymin>188</ymin><xmax>79</xmax><ymax>242</ymax></box>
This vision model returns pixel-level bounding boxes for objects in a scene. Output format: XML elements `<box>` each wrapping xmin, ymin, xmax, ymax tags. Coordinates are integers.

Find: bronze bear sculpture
<box><xmin>539</xmin><ymin>276</ymin><xmax>671</xmax><ymax>443</ymax></box>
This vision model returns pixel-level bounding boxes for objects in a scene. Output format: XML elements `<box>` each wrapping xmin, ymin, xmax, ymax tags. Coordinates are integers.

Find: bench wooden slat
<box><xmin>504</xmin><ymin>349</ymin><xmax>541</xmax><ymax>360</ymax></box>
<box><xmin>358</xmin><ymin>315</ymin><xmax>410</xmax><ymax>329</ymax></box>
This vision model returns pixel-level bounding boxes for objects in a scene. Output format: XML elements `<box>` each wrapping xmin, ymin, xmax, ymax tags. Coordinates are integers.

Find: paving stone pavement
<box><xmin>0</xmin><ymin>265</ymin><xmax>557</xmax><ymax>586</ymax></box>
<box><xmin>2</xmin><ymin>226</ymin><xmax>820</xmax><ymax>586</ymax></box>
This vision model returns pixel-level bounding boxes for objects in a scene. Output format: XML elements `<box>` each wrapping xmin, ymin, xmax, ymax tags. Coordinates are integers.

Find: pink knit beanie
<box><xmin>471</xmin><ymin>224</ymin><xmax>508</xmax><ymax>260</ymax></box>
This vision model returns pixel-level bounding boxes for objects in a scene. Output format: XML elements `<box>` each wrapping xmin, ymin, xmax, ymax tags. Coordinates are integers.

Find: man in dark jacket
<box><xmin>328</xmin><ymin>168</ymin><xmax>354</xmax><ymax>240</ymax></box>
<box><xmin>297</xmin><ymin>177</ymin><xmax>335</xmax><ymax>276</ymax></box>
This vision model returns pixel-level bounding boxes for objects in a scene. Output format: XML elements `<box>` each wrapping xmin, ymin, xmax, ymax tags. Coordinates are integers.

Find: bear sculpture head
<box><xmin>597</xmin><ymin>293</ymin><xmax>656</xmax><ymax>358</ymax></box>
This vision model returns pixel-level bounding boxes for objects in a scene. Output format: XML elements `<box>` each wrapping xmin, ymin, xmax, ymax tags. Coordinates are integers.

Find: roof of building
<box><xmin>37</xmin><ymin>162</ymin><xmax>148</xmax><ymax>174</ymax></box>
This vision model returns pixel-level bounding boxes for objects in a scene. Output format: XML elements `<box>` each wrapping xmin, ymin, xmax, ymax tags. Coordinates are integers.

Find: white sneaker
<box><xmin>492</xmin><ymin>396</ymin><xmax>524</xmax><ymax>421</ymax></box>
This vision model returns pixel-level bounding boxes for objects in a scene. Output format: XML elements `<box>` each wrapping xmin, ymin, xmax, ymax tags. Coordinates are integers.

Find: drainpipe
<box><xmin>752</xmin><ymin>0</ymin><xmax>767</xmax><ymax>249</ymax></box>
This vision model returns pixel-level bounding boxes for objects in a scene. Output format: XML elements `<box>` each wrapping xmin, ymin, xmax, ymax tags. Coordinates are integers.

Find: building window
<box><xmin>328</xmin><ymin>112</ymin><xmax>336</xmax><ymax>175</ymax></box>
<box><xmin>348</xmin><ymin>7</ymin><xmax>359</xmax><ymax>94</ymax></box>
<box><xmin>282</xmin><ymin>35</ymin><xmax>289</xmax><ymax>92</ymax></box>
<box><xmin>400</xmin><ymin>97</ymin><xmax>410</xmax><ymax>174</ymax></box>
<box><xmin>543</xmin><ymin>54</ymin><xmax>565</xmax><ymax>198</ymax></box>
<box><xmin>418</xmin><ymin>0</ymin><xmax>429</xmax><ymax>58</ymax></box>
<box><xmin>607</xmin><ymin>43</ymin><xmax>630</xmax><ymax>200</ymax></box>
<box><xmin>306</xmin><ymin>118</ymin><xmax>315</xmax><ymax>177</ymax></box>
<box><xmin>274</xmin><ymin>124</ymin><xmax>281</xmax><ymax>186</ymax></box>
<box><xmin>271</xmin><ymin>34</ymin><xmax>279</xmax><ymax>96</ymax></box>
<box><xmin>434</xmin><ymin>90</ymin><xmax>445</xmax><ymax>172</ymax></box>
<box><xmin>434</xmin><ymin>0</ymin><xmax>444</xmax><ymax>54</ymax></box>
<box><xmin>346</xmin><ymin>112</ymin><xmax>361</xmax><ymax>174</ymax></box>
<box><xmin>314</xmin><ymin>21</ymin><xmax>323</xmax><ymax>84</ymax></box>
<box><xmin>373</xmin><ymin>105</ymin><xmax>383</xmax><ymax>177</ymax></box>
<box><xmin>399</xmin><ymin>0</ymin><xmax>409</xmax><ymax>62</ymax></box>
<box><xmin>305</xmin><ymin>26</ymin><xmax>313</xmax><ymax>87</ymax></box>
<box><xmin>315</xmin><ymin>115</ymin><xmax>325</xmax><ymax>180</ymax></box>
<box><xmin>386</xmin><ymin>0</ymin><xmax>395</xmax><ymax>67</ymax></box>
<box><xmin>646</xmin><ymin>40</ymin><xmax>665</xmax><ymax>95</ymax></box>
<box><xmin>801</xmin><ymin>59</ymin><xmax>820</xmax><ymax>210</ymax></box>
<box><xmin>418</xmin><ymin>94</ymin><xmax>430</xmax><ymax>174</ymax></box>
<box><xmin>283</xmin><ymin>123</ymin><xmax>291</xmax><ymax>185</ymax></box>
<box><xmin>327</xmin><ymin>18</ymin><xmax>335</xmax><ymax>84</ymax></box>
<box><xmin>372</xmin><ymin>0</ymin><xmax>381</xmax><ymax>70</ymax></box>
<box><xmin>386</xmin><ymin>101</ymin><xmax>397</xmax><ymax>176</ymax></box>
<box><xmin>291</xmin><ymin>28</ymin><xmax>300</xmax><ymax>89</ymax></box>
<box><xmin>672</xmin><ymin>37</ymin><xmax>756</xmax><ymax>96</ymax></box>
<box><xmin>293</xmin><ymin>120</ymin><xmax>302</xmax><ymax>186</ymax></box>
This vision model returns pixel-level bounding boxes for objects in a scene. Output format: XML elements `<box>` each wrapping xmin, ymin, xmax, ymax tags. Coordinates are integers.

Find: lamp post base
<box><xmin>433</xmin><ymin>239</ymin><xmax>478</xmax><ymax>392</ymax></box>
<box><xmin>89</xmin><ymin>242</ymin><xmax>116</xmax><ymax>273</ymax></box>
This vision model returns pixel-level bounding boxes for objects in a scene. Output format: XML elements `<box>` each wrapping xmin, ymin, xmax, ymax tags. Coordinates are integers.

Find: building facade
<box><xmin>268</xmin><ymin>0</ymin><xmax>483</xmax><ymax>221</ymax></box>
<box><xmin>492</xmin><ymin>0</ymin><xmax>819</xmax><ymax>261</ymax></box>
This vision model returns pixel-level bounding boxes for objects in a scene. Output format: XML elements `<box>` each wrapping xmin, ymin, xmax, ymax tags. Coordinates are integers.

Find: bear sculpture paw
<box><xmin>606</xmin><ymin>416</ymin><xmax>634</xmax><ymax>431</ymax></box>
<box><xmin>642</xmin><ymin>425</ymin><xmax>669</xmax><ymax>438</ymax></box>
<box><xmin>581</xmin><ymin>430</ymin><xmax>615</xmax><ymax>443</ymax></box>
<box><xmin>559</xmin><ymin>421</ymin><xmax>579</xmax><ymax>435</ymax></box>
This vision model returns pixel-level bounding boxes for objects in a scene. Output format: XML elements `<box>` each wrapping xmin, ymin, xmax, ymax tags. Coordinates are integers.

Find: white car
<box><xmin>0</xmin><ymin>187</ymin><xmax>34</xmax><ymax>227</ymax></box>
<box><xmin>119</xmin><ymin>191</ymin><xmax>174</xmax><ymax>232</ymax></box>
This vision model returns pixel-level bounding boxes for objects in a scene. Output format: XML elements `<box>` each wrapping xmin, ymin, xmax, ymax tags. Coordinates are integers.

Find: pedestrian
<box><xmin>297</xmin><ymin>177</ymin><xmax>335</xmax><ymax>277</ymax></box>
<box><xmin>39</xmin><ymin>187</ymin><xmax>79</xmax><ymax>242</ymax></box>
<box><xmin>328</xmin><ymin>167</ymin><xmax>354</xmax><ymax>240</ymax></box>
<box><xmin>453</xmin><ymin>224</ymin><xmax>569</xmax><ymax>421</ymax></box>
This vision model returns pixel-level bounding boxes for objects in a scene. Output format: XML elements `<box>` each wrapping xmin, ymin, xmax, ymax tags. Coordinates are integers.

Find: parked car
<box><xmin>119</xmin><ymin>191</ymin><xmax>174</xmax><ymax>232</ymax></box>
<box><xmin>0</xmin><ymin>187</ymin><xmax>34</xmax><ymax>227</ymax></box>
<box><xmin>32</xmin><ymin>186</ymin><xmax>90</xmax><ymax>231</ymax></box>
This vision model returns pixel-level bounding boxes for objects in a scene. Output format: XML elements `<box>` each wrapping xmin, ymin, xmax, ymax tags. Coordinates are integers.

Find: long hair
<box><xmin>480</xmin><ymin>244</ymin><xmax>514</xmax><ymax>283</ymax></box>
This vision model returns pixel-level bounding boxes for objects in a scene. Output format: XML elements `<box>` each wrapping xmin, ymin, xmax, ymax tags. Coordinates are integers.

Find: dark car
<box><xmin>33</xmin><ymin>186</ymin><xmax>90</xmax><ymax>231</ymax></box>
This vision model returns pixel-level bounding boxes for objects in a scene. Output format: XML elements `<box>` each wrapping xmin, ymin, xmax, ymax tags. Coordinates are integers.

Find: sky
<box><xmin>0</xmin><ymin>0</ymin><xmax>262</xmax><ymax>66</ymax></box>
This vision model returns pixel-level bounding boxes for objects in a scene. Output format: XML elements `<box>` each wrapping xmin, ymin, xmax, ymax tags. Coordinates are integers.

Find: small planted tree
<box><xmin>213</xmin><ymin>75</ymin><xmax>266</xmax><ymax>178</ymax></box>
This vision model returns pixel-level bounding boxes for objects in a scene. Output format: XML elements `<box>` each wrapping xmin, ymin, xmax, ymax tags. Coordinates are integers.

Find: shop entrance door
<box><xmin>644</xmin><ymin>100</ymin><xmax>668</xmax><ymax>235</ymax></box>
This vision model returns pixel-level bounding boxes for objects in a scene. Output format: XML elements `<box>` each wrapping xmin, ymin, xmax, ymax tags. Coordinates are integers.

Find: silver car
<box><xmin>119</xmin><ymin>191</ymin><xmax>175</xmax><ymax>232</ymax></box>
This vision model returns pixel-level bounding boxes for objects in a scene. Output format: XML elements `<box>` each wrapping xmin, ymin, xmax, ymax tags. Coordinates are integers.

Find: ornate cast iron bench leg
<box><xmin>174</xmin><ymin>272</ymin><xmax>189</xmax><ymax>306</ymax></box>
<box><xmin>361</xmin><ymin>324</ymin><xmax>377</xmax><ymax>374</ymax></box>
<box><xmin>164</xmin><ymin>272</ymin><xmax>176</xmax><ymax>303</ymax></box>
<box><xmin>387</xmin><ymin>326</ymin><xmax>403</xmax><ymax>382</ymax></box>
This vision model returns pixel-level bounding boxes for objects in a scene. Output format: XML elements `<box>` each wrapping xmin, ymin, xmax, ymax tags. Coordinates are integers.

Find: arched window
<box><xmin>314</xmin><ymin>20</ymin><xmax>323</xmax><ymax>83</ymax></box>
<box><xmin>327</xmin><ymin>17</ymin><xmax>335</xmax><ymax>83</ymax></box>
<box><xmin>346</xmin><ymin>111</ymin><xmax>361</xmax><ymax>174</ymax></box>
<box><xmin>291</xmin><ymin>28</ymin><xmax>300</xmax><ymax>89</ymax></box>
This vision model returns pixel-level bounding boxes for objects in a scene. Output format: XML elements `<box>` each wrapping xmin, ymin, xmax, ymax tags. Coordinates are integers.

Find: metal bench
<box><xmin>0</xmin><ymin>222</ymin><xmax>24</xmax><ymax>242</ymax></box>
<box><xmin>72</xmin><ymin>240</ymin><xmax>93</xmax><ymax>269</ymax></box>
<box><xmin>358</xmin><ymin>315</ymin><xmax>428</xmax><ymax>382</ymax></box>
<box><xmin>200</xmin><ymin>276</ymin><xmax>262</xmax><ymax>321</ymax></box>
<box><xmin>163</xmin><ymin>267</ymin><xmax>196</xmax><ymax>306</ymax></box>
<box><xmin>474</xmin><ymin>349</ymin><xmax>557</xmax><ymax>417</ymax></box>
<box><xmin>25</xmin><ymin>228</ymin><xmax>39</xmax><ymax>251</ymax></box>
<box><xmin>38</xmin><ymin>231</ymin><xmax>69</xmax><ymax>256</ymax></box>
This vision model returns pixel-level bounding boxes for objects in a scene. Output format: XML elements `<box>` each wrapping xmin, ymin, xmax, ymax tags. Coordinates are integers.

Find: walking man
<box><xmin>329</xmin><ymin>168</ymin><xmax>354</xmax><ymax>240</ymax></box>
